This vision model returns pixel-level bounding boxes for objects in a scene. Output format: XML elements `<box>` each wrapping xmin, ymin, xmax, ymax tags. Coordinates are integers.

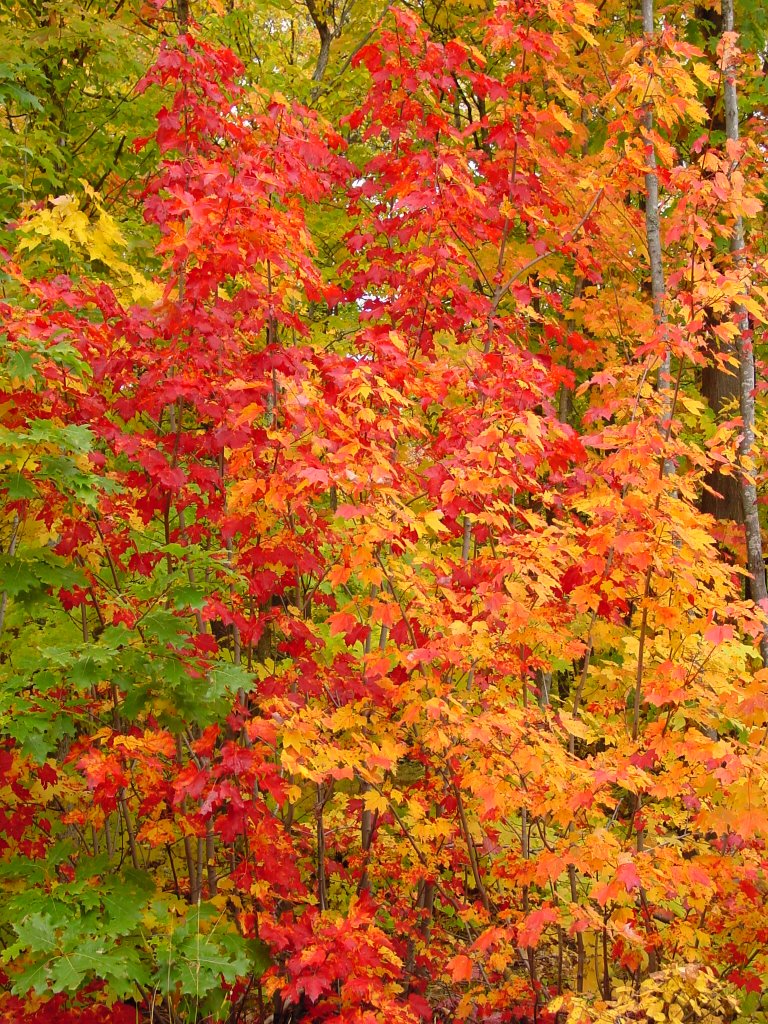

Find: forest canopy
<box><xmin>2</xmin><ymin>1</ymin><xmax>768</xmax><ymax>1022</ymax></box>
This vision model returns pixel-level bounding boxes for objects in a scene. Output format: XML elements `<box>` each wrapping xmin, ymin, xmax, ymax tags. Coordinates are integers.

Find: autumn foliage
<box><xmin>2</xmin><ymin>1</ymin><xmax>768</xmax><ymax>1022</ymax></box>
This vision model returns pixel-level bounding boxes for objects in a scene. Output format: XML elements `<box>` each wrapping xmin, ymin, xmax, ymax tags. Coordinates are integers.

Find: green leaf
<box><xmin>50</xmin><ymin>950</ymin><xmax>92</xmax><ymax>992</ymax></box>
<box><xmin>0</xmin><ymin>558</ymin><xmax>40</xmax><ymax>596</ymax></box>
<box><xmin>101</xmin><ymin>870</ymin><xmax>155</xmax><ymax>935</ymax></box>
<box><xmin>243</xmin><ymin>937</ymin><xmax>271</xmax><ymax>976</ymax></box>
<box><xmin>6</xmin><ymin>348</ymin><xmax>36</xmax><ymax>380</ymax></box>
<box><xmin>10</xmin><ymin>956</ymin><xmax>54</xmax><ymax>995</ymax></box>
<box><xmin>14</xmin><ymin>913</ymin><xmax>57</xmax><ymax>954</ymax></box>
<box><xmin>143</xmin><ymin>610</ymin><xmax>188</xmax><ymax>645</ymax></box>
<box><xmin>173</xmin><ymin>585</ymin><xmax>206</xmax><ymax>611</ymax></box>
<box><xmin>177</xmin><ymin>933</ymin><xmax>249</xmax><ymax>990</ymax></box>
<box><xmin>96</xmin><ymin>944</ymin><xmax>152</xmax><ymax>999</ymax></box>
<box><xmin>70</xmin><ymin>656</ymin><xmax>104</xmax><ymax>687</ymax></box>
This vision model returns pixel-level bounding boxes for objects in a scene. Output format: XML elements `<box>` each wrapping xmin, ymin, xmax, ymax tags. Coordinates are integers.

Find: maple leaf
<box><xmin>446</xmin><ymin>954</ymin><xmax>473</xmax><ymax>982</ymax></box>
<box><xmin>703</xmin><ymin>623</ymin><xmax>735</xmax><ymax>646</ymax></box>
<box><xmin>517</xmin><ymin>907</ymin><xmax>559</xmax><ymax>948</ymax></box>
<box><xmin>615</xmin><ymin>858</ymin><xmax>643</xmax><ymax>892</ymax></box>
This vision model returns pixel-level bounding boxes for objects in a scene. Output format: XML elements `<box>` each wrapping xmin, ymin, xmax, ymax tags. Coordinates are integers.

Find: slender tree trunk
<box><xmin>721</xmin><ymin>0</ymin><xmax>768</xmax><ymax>665</ymax></box>
<box><xmin>306</xmin><ymin>0</ymin><xmax>333</xmax><ymax>85</ymax></box>
<box><xmin>633</xmin><ymin>0</ymin><xmax>671</xmax><ymax>745</ymax></box>
<box><xmin>641</xmin><ymin>0</ymin><xmax>670</xmax><ymax>418</ymax></box>
<box><xmin>693</xmin><ymin>4</ymin><xmax>743</xmax><ymax>522</ymax></box>
<box><xmin>312</xmin><ymin>24</ymin><xmax>332</xmax><ymax>83</ymax></box>
<box><xmin>701</xmin><ymin>351</ymin><xmax>743</xmax><ymax>521</ymax></box>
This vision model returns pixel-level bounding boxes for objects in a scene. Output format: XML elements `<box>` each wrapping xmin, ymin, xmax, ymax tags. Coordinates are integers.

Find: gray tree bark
<box><xmin>721</xmin><ymin>0</ymin><xmax>768</xmax><ymax>665</ymax></box>
<box><xmin>641</xmin><ymin>0</ymin><xmax>672</xmax><ymax>443</ymax></box>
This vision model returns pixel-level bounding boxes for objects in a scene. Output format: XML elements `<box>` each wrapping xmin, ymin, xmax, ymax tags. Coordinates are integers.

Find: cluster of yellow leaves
<box><xmin>556</xmin><ymin>965</ymin><xmax>739</xmax><ymax>1024</ymax></box>
<box><xmin>16</xmin><ymin>183</ymin><xmax>159</xmax><ymax>302</ymax></box>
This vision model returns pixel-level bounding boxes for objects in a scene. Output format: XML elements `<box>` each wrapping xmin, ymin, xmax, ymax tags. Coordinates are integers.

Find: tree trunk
<box><xmin>641</xmin><ymin>0</ymin><xmax>669</xmax><ymax>401</ymax></box>
<box><xmin>721</xmin><ymin>0</ymin><xmax>768</xmax><ymax>665</ymax></box>
<box><xmin>306</xmin><ymin>0</ymin><xmax>333</xmax><ymax>85</ymax></box>
<box><xmin>692</xmin><ymin>5</ymin><xmax>743</xmax><ymax>522</ymax></box>
<box><xmin>701</xmin><ymin>349</ymin><xmax>743</xmax><ymax>521</ymax></box>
